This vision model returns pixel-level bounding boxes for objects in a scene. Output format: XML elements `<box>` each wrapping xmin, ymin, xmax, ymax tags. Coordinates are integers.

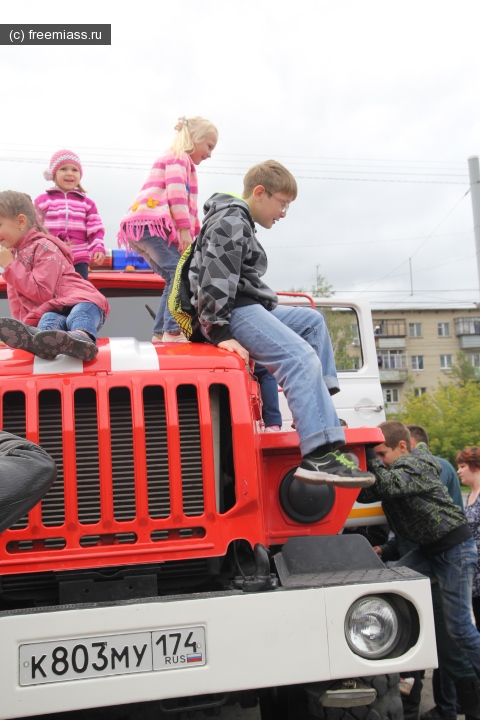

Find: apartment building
<box><xmin>371</xmin><ymin>305</ymin><xmax>480</xmax><ymax>411</ymax></box>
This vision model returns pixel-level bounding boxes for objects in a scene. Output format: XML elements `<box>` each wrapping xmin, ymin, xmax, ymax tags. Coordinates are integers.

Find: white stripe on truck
<box><xmin>109</xmin><ymin>337</ymin><xmax>160</xmax><ymax>371</ymax></box>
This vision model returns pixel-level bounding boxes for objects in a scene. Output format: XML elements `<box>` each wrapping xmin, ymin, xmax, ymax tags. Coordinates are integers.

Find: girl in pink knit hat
<box><xmin>118</xmin><ymin>117</ymin><xmax>218</xmax><ymax>343</ymax></box>
<box><xmin>34</xmin><ymin>150</ymin><xmax>106</xmax><ymax>280</ymax></box>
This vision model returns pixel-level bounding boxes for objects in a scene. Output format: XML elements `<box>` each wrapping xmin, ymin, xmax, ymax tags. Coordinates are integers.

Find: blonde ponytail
<box><xmin>170</xmin><ymin>116</ymin><xmax>218</xmax><ymax>159</ymax></box>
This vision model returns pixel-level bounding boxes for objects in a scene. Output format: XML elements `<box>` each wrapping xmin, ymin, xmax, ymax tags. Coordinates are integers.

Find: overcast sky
<box><xmin>2</xmin><ymin>0</ymin><xmax>480</xmax><ymax>309</ymax></box>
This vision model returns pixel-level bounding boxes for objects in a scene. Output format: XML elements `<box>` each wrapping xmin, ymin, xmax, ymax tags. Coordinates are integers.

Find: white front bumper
<box><xmin>1</xmin><ymin>577</ymin><xmax>437</xmax><ymax>719</ymax></box>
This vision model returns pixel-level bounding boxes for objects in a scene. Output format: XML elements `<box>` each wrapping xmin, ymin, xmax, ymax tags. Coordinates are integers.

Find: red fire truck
<box><xmin>0</xmin><ymin>257</ymin><xmax>436</xmax><ymax>720</ymax></box>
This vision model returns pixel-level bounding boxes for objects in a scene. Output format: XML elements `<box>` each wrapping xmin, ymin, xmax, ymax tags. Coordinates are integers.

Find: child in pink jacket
<box><xmin>118</xmin><ymin>116</ymin><xmax>217</xmax><ymax>342</ymax></box>
<box><xmin>0</xmin><ymin>191</ymin><xmax>109</xmax><ymax>361</ymax></box>
<box><xmin>35</xmin><ymin>149</ymin><xmax>106</xmax><ymax>280</ymax></box>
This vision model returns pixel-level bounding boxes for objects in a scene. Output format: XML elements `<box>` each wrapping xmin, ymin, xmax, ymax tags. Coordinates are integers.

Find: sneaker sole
<box><xmin>293</xmin><ymin>466</ymin><xmax>376</xmax><ymax>488</ymax></box>
<box><xmin>0</xmin><ymin>318</ymin><xmax>37</xmax><ymax>354</ymax></box>
<box><xmin>33</xmin><ymin>331</ymin><xmax>98</xmax><ymax>362</ymax></box>
<box><xmin>32</xmin><ymin>331</ymin><xmax>69</xmax><ymax>360</ymax></box>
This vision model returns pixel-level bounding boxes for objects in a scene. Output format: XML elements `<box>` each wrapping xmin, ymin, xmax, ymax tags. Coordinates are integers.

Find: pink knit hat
<box><xmin>44</xmin><ymin>149</ymin><xmax>83</xmax><ymax>182</ymax></box>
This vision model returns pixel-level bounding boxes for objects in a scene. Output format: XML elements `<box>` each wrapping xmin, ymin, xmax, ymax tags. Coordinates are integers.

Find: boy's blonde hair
<box><xmin>170</xmin><ymin>116</ymin><xmax>218</xmax><ymax>159</ymax></box>
<box><xmin>243</xmin><ymin>160</ymin><xmax>298</xmax><ymax>200</ymax></box>
<box><xmin>0</xmin><ymin>190</ymin><xmax>48</xmax><ymax>234</ymax></box>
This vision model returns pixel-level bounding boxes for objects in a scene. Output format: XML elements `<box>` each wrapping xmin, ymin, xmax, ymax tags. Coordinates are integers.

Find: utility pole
<box><xmin>468</xmin><ymin>156</ymin><xmax>480</xmax><ymax>301</ymax></box>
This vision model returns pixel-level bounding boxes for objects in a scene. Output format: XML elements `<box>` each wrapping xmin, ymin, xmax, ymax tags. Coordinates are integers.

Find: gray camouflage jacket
<box><xmin>358</xmin><ymin>443</ymin><xmax>470</xmax><ymax>553</ymax></box>
<box><xmin>188</xmin><ymin>193</ymin><xmax>278</xmax><ymax>345</ymax></box>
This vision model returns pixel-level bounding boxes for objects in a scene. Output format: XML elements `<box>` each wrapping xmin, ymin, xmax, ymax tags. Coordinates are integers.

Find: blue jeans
<box><xmin>74</xmin><ymin>262</ymin><xmax>89</xmax><ymax>280</ymax></box>
<box><xmin>254</xmin><ymin>363</ymin><xmax>283</xmax><ymax>427</ymax></box>
<box><xmin>429</xmin><ymin>581</ymin><xmax>477</xmax><ymax>717</ymax></box>
<box><xmin>400</xmin><ymin>539</ymin><xmax>480</xmax><ymax>679</ymax></box>
<box><xmin>38</xmin><ymin>302</ymin><xmax>105</xmax><ymax>340</ymax></box>
<box><xmin>225</xmin><ymin>304</ymin><xmax>345</xmax><ymax>456</ymax></box>
<box><xmin>129</xmin><ymin>229</ymin><xmax>181</xmax><ymax>334</ymax></box>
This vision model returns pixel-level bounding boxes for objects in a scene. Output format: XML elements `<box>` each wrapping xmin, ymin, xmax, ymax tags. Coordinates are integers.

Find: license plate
<box><xmin>19</xmin><ymin>626</ymin><xmax>206</xmax><ymax>685</ymax></box>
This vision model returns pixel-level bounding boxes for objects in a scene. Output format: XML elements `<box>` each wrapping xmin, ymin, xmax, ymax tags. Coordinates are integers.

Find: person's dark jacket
<box><xmin>437</xmin><ymin>455</ymin><xmax>464</xmax><ymax>508</ymax></box>
<box><xmin>188</xmin><ymin>193</ymin><xmax>278</xmax><ymax>345</ymax></box>
<box><xmin>378</xmin><ymin>452</ymin><xmax>465</xmax><ymax>561</ymax></box>
<box><xmin>0</xmin><ymin>432</ymin><xmax>57</xmax><ymax>533</ymax></box>
<box><xmin>358</xmin><ymin>443</ymin><xmax>470</xmax><ymax>555</ymax></box>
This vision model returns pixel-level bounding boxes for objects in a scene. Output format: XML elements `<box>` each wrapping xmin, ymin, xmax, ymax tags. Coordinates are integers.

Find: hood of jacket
<box><xmin>202</xmin><ymin>193</ymin><xmax>254</xmax><ymax>228</ymax></box>
<box><xmin>17</xmin><ymin>227</ymin><xmax>75</xmax><ymax>265</ymax></box>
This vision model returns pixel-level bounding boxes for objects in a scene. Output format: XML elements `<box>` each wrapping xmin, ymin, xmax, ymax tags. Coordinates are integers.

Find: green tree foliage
<box><xmin>289</xmin><ymin>269</ymin><xmax>334</xmax><ymax>297</ymax></box>
<box><xmin>396</xmin><ymin>377</ymin><xmax>480</xmax><ymax>465</ymax></box>
<box><xmin>288</xmin><ymin>271</ymin><xmax>359</xmax><ymax>371</ymax></box>
<box><xmin>324</xmin><ymin>308</ymin><xmax>360</xmax><ymax>372</ymax></box>
<box><xmin>448</xmin><ymin>351</ymin><xmax>479</xmax><ymax>386</ymax></box>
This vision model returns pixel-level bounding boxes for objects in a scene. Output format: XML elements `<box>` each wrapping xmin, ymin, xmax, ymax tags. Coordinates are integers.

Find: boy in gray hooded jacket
<box><xmin>188</xmin><ymin>159</ymin><xmax>373</xmax><ymax>488</ymax></box>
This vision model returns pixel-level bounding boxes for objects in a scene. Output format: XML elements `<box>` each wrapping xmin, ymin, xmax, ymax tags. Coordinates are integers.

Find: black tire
<box><xmin>259</xmin><ymin>674</ymin><xmax>403</xmax><ymax>720</ymax></box>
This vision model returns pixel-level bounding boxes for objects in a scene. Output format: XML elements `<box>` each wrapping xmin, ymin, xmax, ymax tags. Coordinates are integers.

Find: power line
<box><xmin>201</xmin><ymin>170</ymin><xmax>467</xmax><ymax>185</ymax></box>
<box><xmin>375</xmin><ymin>253</ymin><xmax>476</xmax><ymax>280</ymax></box>
<box><xmin>0</xmin><ymin>156</ymin><xmax>469</xmax><ymax>184</ymax></box>
<box><xmin>268</xmin><ymin>230</ymin><xmax>472</xmax><ymax>249</ymax></box>
<box><xmin>337</xmin><ymin>288</ymin><xmax>480</xmax><ymax>293</ymax></box>
<box><xmin>353</xmin><ymin>189</ymin><xmax>471</xmax><ymax>296</ymax></box>
<box><xmin>0</xmin><ymin>142</ymin><xmax>467</xmax><ymax>166</ymax></box>
<box><xmin>369</xmin><ymin>298</ymin><xmax>479</xmax><ymax>305</ymax></box>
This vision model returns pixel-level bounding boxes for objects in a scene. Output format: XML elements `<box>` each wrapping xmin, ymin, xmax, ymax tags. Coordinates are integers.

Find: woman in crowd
<box><xmin>457</xmin><ymin>446</ymin><xmax>480</xmax><ymax>628</ymax></box>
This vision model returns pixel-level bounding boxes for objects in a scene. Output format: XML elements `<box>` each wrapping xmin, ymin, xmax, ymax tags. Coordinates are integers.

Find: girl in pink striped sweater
<box><xmin>35</xmin><ymin>150</ymin><xmax>106</xmax><ymax>281</ymax></box>
<box><xmin>118</xmin><ymin>116</ymin><xmax>218</xmax><ymax>342</ymax></box>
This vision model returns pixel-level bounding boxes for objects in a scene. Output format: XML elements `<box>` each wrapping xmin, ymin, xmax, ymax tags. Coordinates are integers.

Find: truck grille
<box><xmin>39</xmin><ymin>390</ymin><xmax>66</xmax><ymax>527</ymax></box>
<box><xmin>2</xmin><ymin>384</ymin><xmax>205</xmax><ymax>529</ymax></box>
<box><xmin>0</xmin><ymin>375</ymin><xmax>239</xmax><ymax>573</ymax></box>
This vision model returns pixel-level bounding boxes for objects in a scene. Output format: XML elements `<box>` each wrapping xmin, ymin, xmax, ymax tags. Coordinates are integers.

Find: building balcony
<box><xmin>379</xmin><ymin>369</ymin><xmax>409</xmax><ymax>383</ymax></box>
<box><xmin>373</xmin><ymin>320</ymin><xmax>407</xmax><ymax>338</ymax></box>
<box><xmin>455</xmin><ymin>317</ymin><xmax>480</xmax><ymax>337</ymax></box>
<box><xmin>459</xmin><ymin>336</ymin><xmax>480</xmax><ymax>350</ymax></box>
<box><xmin>377</xmin><ymin>337</ymin><xmax>406</xmax><ymax>349</ymax></box>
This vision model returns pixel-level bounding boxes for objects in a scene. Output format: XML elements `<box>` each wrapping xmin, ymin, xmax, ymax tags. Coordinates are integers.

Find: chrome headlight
<box><xmin>345</xmin><ymin>595</ymin><xmax>399</xmax><ymax>659</ymax></box>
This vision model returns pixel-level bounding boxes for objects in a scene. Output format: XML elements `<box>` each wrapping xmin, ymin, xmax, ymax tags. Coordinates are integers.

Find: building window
<box><xmin>440</xmin><ymin>354</ymin><xmax>453</xmax><ymax>370</ymax></box>
<box><xmin>378</xmin><ymin>350</ymin><xmax>407</xmax><ymax>369</ymax></box>
<box><xmin>384</xmin><ymin>388</ymin><xmax>399</xmax><ymax>403</ymax></box>
<box><xmin>409</xmin><ymin>323</ymin><xmax>422</xmax><ymax>338</ymax></box>
<box><xmin>470</xmin><ymin>354</ymin><xmax>480</xmax><ymax>367</ymax></box>
<box><xmin>414</xmin><ymin>387</ymin><xmax>427</xmax><ymax>396</ymax></box>
<box><xmin>438</xmin><ymin>322</ymin><xmax>450</xmax><ymax>337</ymax></box>
<box><xmin>411</xmin><ymin>355</ymin><xmax>424</xmax><ymax>370</ymax></box>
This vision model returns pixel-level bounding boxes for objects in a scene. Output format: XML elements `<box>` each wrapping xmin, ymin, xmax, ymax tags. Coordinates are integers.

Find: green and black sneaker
<box><xmin>294</xmin><ymin>450</ymin><xmax>376</xmax><ymax>488</ymax></box>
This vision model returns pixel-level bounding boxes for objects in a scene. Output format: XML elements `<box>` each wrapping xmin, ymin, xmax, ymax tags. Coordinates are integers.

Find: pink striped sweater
<box><xmin>117</xmin><ymin>151</ymin><xmax>200</xmax><ymax>248</ymax></box>
<box><xmin>34</xmin><ymin>188</ymin><xmax>106</xmax><ymax>265</ymax></box>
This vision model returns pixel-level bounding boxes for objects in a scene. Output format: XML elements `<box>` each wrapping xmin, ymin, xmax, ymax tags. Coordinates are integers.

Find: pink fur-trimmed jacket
<box><xmin>117</xmin><ymin>150</ymin><xmax>200</xmax><ymax>247</ymax></box>
<box><xmin>2</xmin><ymin>228</ymin><xmax>110</xmax><ymax>326</ymax></box>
